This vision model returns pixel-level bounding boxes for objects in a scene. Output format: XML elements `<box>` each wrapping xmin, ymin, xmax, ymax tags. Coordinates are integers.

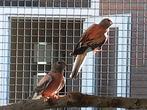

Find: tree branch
<box><xmin>1</xmin><ymin>92</ymin><xmax>147</xmax><ymax>110</ymax></box>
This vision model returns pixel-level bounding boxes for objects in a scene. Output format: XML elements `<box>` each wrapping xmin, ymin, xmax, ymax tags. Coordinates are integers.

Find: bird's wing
<box><xmin>55</xmin><ymin>77</ymin><xmax>65</xmax><ymax>94</ymax></box>
<box><xmin>71</xmin><ymin>24</ymin><xmax>107</xmax><ymax>55</ymax></box>
<box><xmin>79</xmin><ymin>24</ymin><xmax>103</xmax><ymax>45</ymax></box>
<box><xmin>34</xmin><ymin>73</ymin><xmax>53</xmax><ymax>94</ymax></box>
<box><xmin>73</xmin><ymin>24</ymin><xmax>98</xmax><ymax>49</ymax></box>
<box><xmin>74</xmin><ymin>24</ymin><xmax>106</xmax><ymax>50</ymax></box>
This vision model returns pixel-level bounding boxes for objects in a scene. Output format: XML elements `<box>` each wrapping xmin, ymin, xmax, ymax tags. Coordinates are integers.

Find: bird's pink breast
<box><xmin>42</xmin><ymin>73</ymin><xmax>63</xmax><ymax>97</ymax></box>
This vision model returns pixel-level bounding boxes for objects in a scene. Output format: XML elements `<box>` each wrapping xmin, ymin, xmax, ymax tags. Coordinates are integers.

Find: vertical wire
<box><xmin>15</xmin><ymin>12</ymin><xmax>19</xmax><ymax>103</ymax></box>
<box><xmin>82</xmin><ymin>0</ymin><xmax>87</xmax><ymax>109</ymax></box>
<box><xmin>101</xmin><ymin>0</ymin><xmax>103</xmax><ymax>16</ymax></box>
<box><xmin>144</xmin><ymin>2</ymin><xmax>147</xmax><ymax>97</ymax></box>
<box><xmin>44</xmin><ymin>0</ymin><xmax>47</xmax><ymax>75</ymax></box>
<box><xmin>0</xmin><ymin>1</ymin><xmax>2</xmax><ymax>104</ymax></box>
<box><xmin>136</xmin><ymin>0</ymin><xmax>138</xmax><ymax>67</ymax></box>
<box><xmin>57</xmin><ymin>1</ymin><xmax>61</xmax><ymax>103</ymax></box>
<box><xmin>116</xmin><ymin>0</ymin><xmax>119</xmax><ymax>97</ymax></box>
<box><xmin>29</xmin><ymin>14</ymin><xmax>33</xmax><ymax>97</ymax></box>
<box><xmin>80</xmin><ymin>0</ymin><xmax>82</xmax><ymax>91</ymax></box>
<box><xmin>72</xmin><ymin>2</ymin><xmax>76</xmax><ymax>91</ymax></box>
<box><xmin>127</xmin><ymin>0</ymin><xmax>131</xmax><ymax>98</ymax></box>
<box><xmin>94</xmin><ymin>0</ymin><xmax>98</xmax><ymax>96</ymax></box>
<box><xmin>37</xmin><ymin>1</ymin><xmax>40</xmax><ymax>83</ymax></box>
<box><xmin>122</xmin><ymin>0</ymin><xmax>124</xmax><ymax>97</ymax></box>
<box><xmin>23</xmin><ymin>8</ymin><xmax>26</xmax><ymax>101</ymax></box>
<box><xmin>106</xmin><ymin>0</ymin><xmax>110</xmax><ymax>96</ymax></box>
<box><xmin>80</xmin><ymin>0</ymin><xmax>83</xmax><ymax>94</ymax></box>
<box><xmin>64</xmin><ymin>7</ymin><xmax>67</xmax><ymax>95</ymax></box>
<box><xmin>64</xmin><ymin>1</ymin><xmax>68</xmax><ymax>95</ymax></box>
<box><xmin>58</xmin><ymin>1</ymin><xmax>61</xmax><ymax>61</ymax></box>
<box><xmin>114</xmin><ymin>0</ymin><xmax>117</xmax><ymax>97</ymax></box>
<box><xmin>1</xmin><ymin>1</ymin><xmax>5</xmax><ymax>104</ymax></box>
<box><xmin>91</xmin><ymin>0</ymin><xmax>94</xmax><ymax>96</ymax></box>
<box><xmin>124</xmin><ymin>0</ymin><xmax>128</xmax><ymax>98</ymax></box>
<box><xmin>22</xmin><ymin>17</ymin><xmax>25</xmax><ymax>100</ymax></box>
<box><xmin>71</xmin><ymin>0</ymin><xmax>74</xmax><ymax>92</ymax></box>
<box><xmin>7</xmin><ymin>3</ymin><xmax>11</xmax><ymax>103</ymax></box>
<box><xmin>92</xmin><ymin>29</ymin><xmax>96</xmax><ymax>97</ymax></box>
<box><xmin>125</xmin><ymin>0</ymin><xmax>129</xmax><ymax>98</ymax></box>
<box><xmin>114</xmin><ymin>25</ymin><xmax>117</xmax><ymax>97</ymax></box>
<box><xmin>128</xmin><ymin>0</ymin><xmax>132</xmax><ymax>98</ymax></box>
<box><xmin>143</xmin><ymin>1</ymin><xmax>146</xmax><ymax>65</ymax></box>
<box><xmin>29</xmin><ymin>2</ymin><xmax>34</xmax><ymax>96</ymax></box>
<box><xmin>24</xmin><ymin>1</ymin><xmax>26</xmax><ymax>99</ymax></box>
<box><xmin>120</xmin><ymin>0</ymin><xmax>123</xmax><ymax>97</ymax></box>
<box><xmin>51</xmin><ymin>0</ymin><xmax>54</xmax><ymax>64</ymax></box>
<box><xmin>99</xmin><ymin>1</ymin><xmax>103</xmax><ymax>96</ymax></box>
<box><xmin>135</xmin><ymin>0</ymin><xmax>139</xmax><ymax>97</ymax></box>
<box><xmin>126</xmin><ymin>18</ymin><xmax>130</xmax><ymax>98</ymax></box>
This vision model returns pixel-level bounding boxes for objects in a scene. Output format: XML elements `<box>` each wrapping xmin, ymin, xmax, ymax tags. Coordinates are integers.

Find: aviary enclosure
<box><xmin>0</xmin><ymin>0</ymin><xmax>147</xmax><ymax>110</ymax></box>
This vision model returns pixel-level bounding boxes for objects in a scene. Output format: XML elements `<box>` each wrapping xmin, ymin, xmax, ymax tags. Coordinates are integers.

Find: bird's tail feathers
<box><xmin>70</xmin><ymin>46</ymin><xmax>88</xmax><ymax>56</ymax></box>
<box><xmin>70</xmin><ymin>52</ymin><xmax>87</xmax><ymax>79</ymax></box>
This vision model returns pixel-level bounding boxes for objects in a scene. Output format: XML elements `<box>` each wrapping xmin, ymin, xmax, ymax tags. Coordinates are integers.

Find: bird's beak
<box><xmin>110</xmin><ymin>21</ymin><xmax>113</xmax><ymax>25</ymax></box>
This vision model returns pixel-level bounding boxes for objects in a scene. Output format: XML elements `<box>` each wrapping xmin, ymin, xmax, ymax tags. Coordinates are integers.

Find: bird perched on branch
<box><xmin>70</xmin><ymin>18</ymin><xmax>113</xmax><ymax>79</ymax></box>
<box><xmin>32</xmin><ymin>61</ymin><xmax>67</xmax><ymax>101</ymax></box>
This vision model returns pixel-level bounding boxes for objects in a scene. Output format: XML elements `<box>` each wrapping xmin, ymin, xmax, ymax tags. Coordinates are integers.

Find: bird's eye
<box><xmin>57</xmin><ymin>61</ymin><xmax>61</xmax><ymax>64</ymax></box>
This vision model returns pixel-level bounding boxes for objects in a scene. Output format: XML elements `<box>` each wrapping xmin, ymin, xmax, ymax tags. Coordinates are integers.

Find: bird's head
<box><xmin>51</xmin><ymin>60</ymin><xmax>67</xmax><ymax>73</ymax></box>
<box><xmin>99</xmin><ymin>18</ymin><xmax>113</xmax><ymax>29</ymax></box>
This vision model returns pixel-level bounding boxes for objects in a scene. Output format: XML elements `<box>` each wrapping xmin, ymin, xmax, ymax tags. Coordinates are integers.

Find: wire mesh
<box><xmin>0</xmin><ymin>0</ymin><xmax>147</xmax><ymax>110</ymax></box>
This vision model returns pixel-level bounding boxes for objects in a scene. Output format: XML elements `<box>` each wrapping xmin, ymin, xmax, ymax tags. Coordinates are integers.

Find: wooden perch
<box><xmin>1</xmin><ymin>92</ymin><xmax>147</xmax><ymax>110</ymax></box>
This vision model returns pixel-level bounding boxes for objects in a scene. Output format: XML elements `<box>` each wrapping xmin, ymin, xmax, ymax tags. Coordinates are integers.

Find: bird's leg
<box><xmin>93</xmin><ymin>48</ymin><xmax>102</xmax><ymax>54</ymax></box>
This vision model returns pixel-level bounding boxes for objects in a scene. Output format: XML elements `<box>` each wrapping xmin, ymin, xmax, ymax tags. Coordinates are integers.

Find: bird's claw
<box><xmin>47</xmin><ymin>95</ymin><xmax>59</xmax><ymax>104</ymax></box>
<box><xmin>94</xmin><ymin>48</ymin><xmax>102</xmax><ymax>54</ymax></box>
<box><xmin>52</xmin><ymin>94</ymin><xmax>59</xmax><ymax>99</ymax></box>
<box><xmin>40</xmin><ymin>97</ymin><xmax>49</xmax><ymax>102</ymax></box>
<box><xmin>44</xmin><ymin>98</ymin><xmax>49</xmax><ymax>102</ymax></box>
<box><xmin>41</xmin><ymin>94</ymin><xmax>59</xmax><ymax>102</ymax></box>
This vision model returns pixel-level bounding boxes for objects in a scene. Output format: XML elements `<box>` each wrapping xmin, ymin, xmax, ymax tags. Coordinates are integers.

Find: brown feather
<box><xmin>70</xmin><ymin>18</ymin><xmax>112</xmax><ymax>79</ymax></box>
<box><xmin>80</xmin><ymin>24</ymin><xmax>106</xmax><ymax>44</ymax></box>
<box><xmin>32</xmin><ymin>61</ymin><xmax>66</xmax><ymax>99</ymax></box>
